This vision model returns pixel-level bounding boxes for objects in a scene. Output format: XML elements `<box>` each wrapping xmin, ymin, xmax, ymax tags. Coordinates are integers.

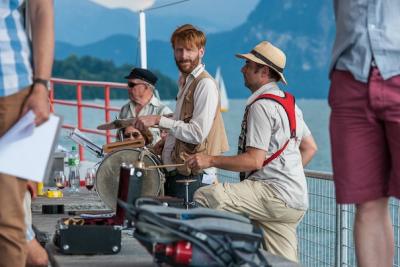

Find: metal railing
<box><xmin>216</xmin><ymin>169</ymin><xmax>400</xmax><ymax>267</ymax></box>
<box><xmin>50</xmin><ymin>78</ymin><xmax>128</xmax><ymax>160</ymax></box>
<box><xmin>50</xmin><ymin>78</ymin><xmax>400</xmax><ymax>266</ymax></box>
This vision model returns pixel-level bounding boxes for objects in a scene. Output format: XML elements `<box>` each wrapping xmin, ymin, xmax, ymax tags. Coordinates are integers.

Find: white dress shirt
<box><xmin>160</xmin><ymin>64</ymin><xmax>219</xmax><ymax>175</ymax></box>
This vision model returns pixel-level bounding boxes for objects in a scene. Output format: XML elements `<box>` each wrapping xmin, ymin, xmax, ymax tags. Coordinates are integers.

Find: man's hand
<box><xmin>186</xmin><ymin>154</ymin><xmax>213</xmax><ymax>171</ymax></box>
<box><xmin>134</xmin><ymin>115</ymin><xmax>160</xmax><ymax>132</ymax></box>
<box><xmin>26</xmin><ymin>238</ymin><xmax>49</xmax><ymax>267</ymax></box>
<box><xmin>21</xmin><ymin>85</ymin><xmax>50</xmax><ymax>126</ymax></box>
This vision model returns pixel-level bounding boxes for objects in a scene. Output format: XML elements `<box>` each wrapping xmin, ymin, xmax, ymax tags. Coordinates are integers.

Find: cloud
<box><xmin>89</xmin><ymin>0</ymin><xmax>155</xmax><ymax>12</ymax></box>
<box><xmin>318</xmin><ymin>5</ymin><xmax>333</xmax><ymax>36</ymax></box>
<box><xmin>283</xmin><ymin>0</ymin><xmax>293</xmax><ymax>10</ymax></box>
<box><xmin>302</xmin><ymin>62</ymin><xmax>311</xmax><ymax>71</ymax></box>
<box><xmin>250</xmin><ymin>27</ymin><xmax>292</xmax><ymax>48</ymax></box>
<box><xmin>295</xmin><ymin>36</ymin><xmax>309</xmax><ymax>52</ymax></box>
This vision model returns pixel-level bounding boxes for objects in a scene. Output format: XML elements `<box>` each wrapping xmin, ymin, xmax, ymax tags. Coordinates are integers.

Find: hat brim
<box><xmin>235</xmin><ymin>53</ymin><xmax>287</xmax><ymax>85</ymax></box>
<box><xmin>124</xmin><ymin>76</ymin><xmax>156</xmax><ymax>86</ymax></box>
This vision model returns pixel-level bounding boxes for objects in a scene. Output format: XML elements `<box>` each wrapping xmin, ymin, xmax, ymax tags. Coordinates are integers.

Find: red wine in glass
<box><xmin>56</xmin><ymin>183</ymin><xmax>65</xmax><ymax>190</ymax></box>
<box><xmin>54</xmin><ymin>171</ymin><xmax>66</xmax><ymax>190</ymax></box>
<box><xmin>86</xmin><ymin>184</ymin><xmax>94</xmax><ymax>191</ymax></box>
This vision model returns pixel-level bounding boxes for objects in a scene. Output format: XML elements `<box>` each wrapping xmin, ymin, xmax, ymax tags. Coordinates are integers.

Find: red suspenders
<box><xmin>250</xmin><ymin>92</ymin><xmax>296</xmax><ymax>167</ymax></box>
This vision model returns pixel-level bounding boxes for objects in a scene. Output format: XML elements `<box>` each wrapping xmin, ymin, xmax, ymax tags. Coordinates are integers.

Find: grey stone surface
<box><xmin>32</xmin><ymin>190</ymin><xmax>109</xmax><ymax>213</ymax></box>
<box><xmin>32</xmin><ymin>192</ymin><xmax>300</xmax><ymax>267</ymax></box>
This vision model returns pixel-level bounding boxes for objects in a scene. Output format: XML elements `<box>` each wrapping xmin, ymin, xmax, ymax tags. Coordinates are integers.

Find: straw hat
<box><xmin>236</xmin><ymin>41</ymin><xmax>287</xmax><ymax>84</ymax></box>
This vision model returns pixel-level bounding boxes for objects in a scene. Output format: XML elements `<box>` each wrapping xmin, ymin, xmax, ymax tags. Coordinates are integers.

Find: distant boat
<box><xmin>215</xmin><ymin>67</ymin><xmax>229</xmax><ymax>112</ymax></box>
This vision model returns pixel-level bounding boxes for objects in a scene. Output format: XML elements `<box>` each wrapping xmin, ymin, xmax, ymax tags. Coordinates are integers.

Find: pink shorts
<box><xmin>329</xmin><ymin>69</ymin><xmax>400</xmax><ymax>204</ymax></box>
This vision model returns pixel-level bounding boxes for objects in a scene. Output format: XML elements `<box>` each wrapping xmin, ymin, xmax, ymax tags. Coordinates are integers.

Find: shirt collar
<box><xmin>246</xmin><ymin>82</ymin><xmax>280</xmax><ymax>105</ymax></box>
<box><xmin>188</xmin><ymin>63</ymin><xmax>205</xmax><ymax>80</ymax></box>
<box><xmin>177</xmin><ymin>64</ymin><xmax>205</xmax><ymax>97</ymax></box>
<box><xmin>148</xmin><ymin>94</ymin><xmax>161</xmax><ymax>107</ymax></box>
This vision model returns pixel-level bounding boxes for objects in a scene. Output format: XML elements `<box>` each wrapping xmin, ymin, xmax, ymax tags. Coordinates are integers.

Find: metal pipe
<box><xmin>76</xmin><ymin>84</ymin><xmax>84</xmax><ymax>160</ymax></box>
<box><xmin>49</xmin><ymin>78</ymin><xmax>127</xmax><ymax>156</ymax></box>
<box><xmin>104</xmin><ymin>85</ymin><xmax>111</xmax><ymax>144</ymax></box>
<box><xmin>139</xmin><ymin>11</ymin><xmax>147</xmax><ymax>69</ymax></box>
<box><xmin>342</xmin><ymin>205</ymin><xmax>349</xmax><ymax>266</ymax></box>
<box><xmin>49</xmin><ymin>81</ymin><xmax>54</xmax><ymax>113</ymax></box>
<box><xmin>335</xmin><ymin>204</ymin><xmax>344</xmax><ymax>267</ymax></box>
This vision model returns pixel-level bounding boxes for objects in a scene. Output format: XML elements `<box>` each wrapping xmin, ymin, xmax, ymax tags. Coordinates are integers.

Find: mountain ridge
<box><xmin>55</xmin><ymin>0</ymin><xmax>335</xmax><ymax>99</ymax></box>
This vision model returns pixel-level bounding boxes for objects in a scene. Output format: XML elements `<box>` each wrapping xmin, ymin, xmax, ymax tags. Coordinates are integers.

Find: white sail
<box><xmin>215</xmin><ymin>67</ymin><xmax>229</xmax><ymax>112</ymax></box>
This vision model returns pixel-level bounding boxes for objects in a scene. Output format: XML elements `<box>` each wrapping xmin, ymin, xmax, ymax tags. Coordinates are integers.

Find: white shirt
<box><xmin>118</xmin><ymin>95</ymin><xmax>172</xmax><ymax>145</ymax></box>
<box><xmin>0</xmin><ymin>0</ymin><xmax>33</xmax><ymax>97</ymax></box>
<box><xmin>160</xmin><ymin>64</ymin><xmax>219</xmax><ymax>173</ymax></box>
<box><xmin>245</xmin><ymin>82</ymin><xmax>311</xmax><ymax>210</ymax></box>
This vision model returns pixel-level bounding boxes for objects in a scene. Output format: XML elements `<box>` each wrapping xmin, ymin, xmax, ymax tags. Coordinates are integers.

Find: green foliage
<box><xmin>52</xmin><ymin>55</ymin><xmax>178</xmax><ymax>100</ymax></box>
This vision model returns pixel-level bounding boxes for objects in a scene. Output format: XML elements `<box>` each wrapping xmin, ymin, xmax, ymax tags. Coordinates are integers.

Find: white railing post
<box><xmin>342</xmin><ymin>205</ymin><xmax>349</xmax><ymax>265</ymax></box>
<box><xmin>139</xmin><ymin>10</ymin><xmax>147</xmax><ymax>69</ymax></box>
<box><xmin>336</xmin><ymin>204</ymin><xmax>343</xmax><ymax>267</ymax></box>
<box><xmin>336</xmin><ymin>204</ymin><xmax>350</xmax><ymax>267</ymax></box>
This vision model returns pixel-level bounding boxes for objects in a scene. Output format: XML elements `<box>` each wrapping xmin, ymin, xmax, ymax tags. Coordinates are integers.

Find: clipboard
<box><xmin>0</xmin><ymin>111</ymin><xmax>63</xmax><ymax>182</ymax></box>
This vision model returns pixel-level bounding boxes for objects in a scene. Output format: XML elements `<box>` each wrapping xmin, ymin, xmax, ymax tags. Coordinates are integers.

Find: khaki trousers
<box><xmin>0</xmin><ymin>88</ymin><xmax>31</xmax><ymax>267</ymax></box>
<box><xmin>194</xmin><ymin>179</ymin><xmax>305</xmax><ymax>262</ymax></box>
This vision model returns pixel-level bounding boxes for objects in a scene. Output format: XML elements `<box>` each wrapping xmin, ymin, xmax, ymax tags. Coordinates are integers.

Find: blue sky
<box><xmin>89</xmin><ymin>0</ymin><xmax>259</xmax><ymax>33</ymax></box>
<box><xmin>55</xmin><ymin>0</ymin><xmax>260</xmax><ymax>45</ymax></box>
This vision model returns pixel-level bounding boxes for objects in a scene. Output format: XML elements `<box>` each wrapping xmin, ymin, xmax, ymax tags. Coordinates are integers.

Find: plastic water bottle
<box><xmin>67</xmin><ymin>146</ymin><xmax>80</xmax><ymax>192</ymax></box>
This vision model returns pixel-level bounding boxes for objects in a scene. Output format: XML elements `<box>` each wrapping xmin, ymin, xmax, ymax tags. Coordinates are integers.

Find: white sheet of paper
<box><xmin>0</xmin><ymin>111</ymin><xmax>35</xmax><ymax>148</ymax></box>
<box><xmin>0</xmin><ymin>111</ymin><xmax>62</xmax><ymax>182</ymax></box>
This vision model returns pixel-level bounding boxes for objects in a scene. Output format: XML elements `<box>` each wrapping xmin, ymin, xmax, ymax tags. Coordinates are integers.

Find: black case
<box><xmin>53</xmin><ymin>223</ymin><xmax>122</xmax><ymax>255</ymax></box>
<box><xmin>53</xmin><ymin>164</ymin><xmax>137</xmax><ymax>255</ymax></box>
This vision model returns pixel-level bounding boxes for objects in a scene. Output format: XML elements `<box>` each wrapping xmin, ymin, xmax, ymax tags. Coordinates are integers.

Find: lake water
<box><xmin>55</xmin><ymin>99</ymin><xmax>400</xmax><ymax>266</ymax></box>
<box><xmin>55</xmin><ymin>98</ymin><xmax>332</xmax><ymax>172</ymax></box>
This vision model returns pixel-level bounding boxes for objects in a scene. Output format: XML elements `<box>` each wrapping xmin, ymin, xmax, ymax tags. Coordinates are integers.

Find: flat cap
<box><xmin>124</xmin><ymin>68</ymin><xmax>158</xmax><ymax>86</ymax></box>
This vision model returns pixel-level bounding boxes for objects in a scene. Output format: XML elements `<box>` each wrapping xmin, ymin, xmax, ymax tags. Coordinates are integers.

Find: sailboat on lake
<box><xmin>215</xmin><ymin>67</ymin><xmax>229</xmax><ymax>112</ymax></box>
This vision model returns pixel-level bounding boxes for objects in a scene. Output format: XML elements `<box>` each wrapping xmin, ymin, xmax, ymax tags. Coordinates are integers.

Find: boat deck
<box><xmin>32</xmin><ymin>190</ymin><xmax>299</xmax><ymax>267</ymax></box>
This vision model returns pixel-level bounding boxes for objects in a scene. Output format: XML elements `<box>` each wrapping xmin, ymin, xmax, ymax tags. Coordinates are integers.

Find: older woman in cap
<box><xmin>187</xmin><ymin>41</ymin><xmax>317</xmax><ymax>262</ymax></box>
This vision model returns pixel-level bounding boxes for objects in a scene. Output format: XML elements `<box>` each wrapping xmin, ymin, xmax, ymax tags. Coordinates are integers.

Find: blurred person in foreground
<box><xmin>329</xmin><ymin>1</ymin><xmax>400</xmax><ymax>266</ymax></box>
<box><xmin>187</xmin><ymin>41</ymin><xmax>317</xmax><ymax>262</ymax></box>
<box><xmin>0</xmin><ymin>0</ymin><xmax>54</xmax><ymax>266</ymax></box>
<box><xmin>24</xmin><ymin>183</ymin><xmax>48</xmax><ymax>267</ymax></box>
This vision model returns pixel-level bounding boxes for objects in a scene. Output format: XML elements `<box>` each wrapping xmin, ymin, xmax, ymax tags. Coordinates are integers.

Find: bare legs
<box><xmin>354</xmin><ymin>197</ymin><xmax>393</xmax><ymax>267</ymax></box>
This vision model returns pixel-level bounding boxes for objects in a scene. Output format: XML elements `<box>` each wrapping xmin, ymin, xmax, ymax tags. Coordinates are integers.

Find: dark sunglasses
<box><xmin>128</xmin><ymin>82</ymin><xmax>146</xmax><ymax>88</ymax></box>
<box><xmin>124</xmin><ymin>132</ymin><xmax>140</xmax><ymax>139</ymax></box>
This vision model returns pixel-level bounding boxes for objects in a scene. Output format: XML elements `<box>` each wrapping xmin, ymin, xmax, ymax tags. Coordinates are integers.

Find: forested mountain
<box><xmin>52</xmin><ymin>55</ymin><xmax>178</xmax><ymax>100</ymax></box>
<box><xmin>55</xmin><ymin>0</ymin><xmax>335</xmax><ymax>99</ymax></box>
<box><xmin>54</xmin><ymin>0</ymin><xmax>257</xmax><ymax>45</ymax></box>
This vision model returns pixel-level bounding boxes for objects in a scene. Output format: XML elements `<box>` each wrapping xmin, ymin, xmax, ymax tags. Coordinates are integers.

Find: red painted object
<box><xmin>165</xmin><ymin>241</ymin><xmax>192</xmax><ymax>265</ymax></box>
<box><xmin>49</xmin><ymin>78</ymin><xmax>128</xmax><ymax>161</ymax></box>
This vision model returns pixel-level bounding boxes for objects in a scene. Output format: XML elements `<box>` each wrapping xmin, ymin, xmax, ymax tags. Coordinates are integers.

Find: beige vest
<box><xmin>172</xmin><ymin>71</ymin><xmax>229</xmax><ymax>175</ymax></box>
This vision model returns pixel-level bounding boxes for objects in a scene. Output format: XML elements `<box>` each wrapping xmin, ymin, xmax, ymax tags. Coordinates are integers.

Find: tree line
<box><xmin>52</xmin><ymin>55</ymin><xmax>178</xmax><ymax>100</ymax></box>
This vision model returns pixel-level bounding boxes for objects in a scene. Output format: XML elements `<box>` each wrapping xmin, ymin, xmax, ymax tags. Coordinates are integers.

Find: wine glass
<box><xmin>85</xmin><ymin>167</ymin><xmax>96</xmax><ymax>192</ymax></box>
<box><xmin>54</xmin><ymin>171</ymin><xmax>67</xmax><ymax>190</ymax></box>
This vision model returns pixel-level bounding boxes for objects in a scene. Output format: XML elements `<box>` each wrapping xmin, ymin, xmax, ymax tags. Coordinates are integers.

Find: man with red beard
<box><xmin>134</xmin><ymin>24</ymin><xmax>228</xmax><ymax>203</ymax></box>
